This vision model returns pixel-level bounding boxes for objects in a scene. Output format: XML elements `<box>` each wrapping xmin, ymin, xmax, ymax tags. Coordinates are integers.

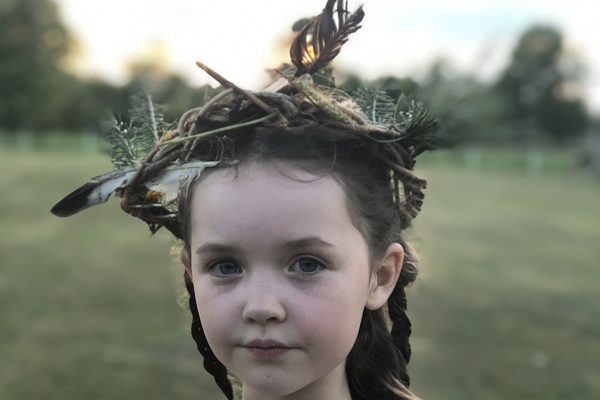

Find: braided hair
<box><xmin>184</xmin><ymin>272</ymin><xmax>234</xmax><ymax>399</ymax></box>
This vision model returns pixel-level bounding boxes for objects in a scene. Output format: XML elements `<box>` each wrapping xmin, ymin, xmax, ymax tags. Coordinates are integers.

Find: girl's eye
<box><xmin>209</xmin><ymin>260</ymin><xmax>242</xmax><ymax>276</ymax></box>
<box><xmin>290</xmin><ymin>257</ymin><xmax>324</xmax><ymax>274</ymax></box>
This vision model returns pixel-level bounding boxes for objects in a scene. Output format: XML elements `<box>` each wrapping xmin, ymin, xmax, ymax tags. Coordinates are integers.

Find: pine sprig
<box><xmin>353</xmin><ymin>88</ymin><xmax>397</xmax><ymax>127</ymax></box>
<box><xmin>104</xmin><ymin>118</ymin><xmax>138</xmax><ymax>168</ymax></box>
<box><xmin>353</xmin><ymin>88</ymin><xmax>441</xmax><ymax>156</ymax></box>
<box><xmin>395</xmin><ymin>97</ymin><xmax>441</xmax><ymax>157</ymax></box>
<box><xmin>130</xmin><ymin>92</ymin><xmax>167</xmax><ymax>147</ymax></box>
<box><xmin>104</xmin><ymin>93</ymin><xmax>171</xmax><ymax>169</ymax></box>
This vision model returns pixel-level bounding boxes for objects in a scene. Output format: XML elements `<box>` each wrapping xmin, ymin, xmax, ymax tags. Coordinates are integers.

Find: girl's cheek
<box><xmin>195</xmin><ymin>282</ymin><xmax>234</xmax><ymax>322</ymax></box>
<box><xmin>197</xmin><ymin>296</ymin><xmax>237</xmax><ymax>344</ymax></box>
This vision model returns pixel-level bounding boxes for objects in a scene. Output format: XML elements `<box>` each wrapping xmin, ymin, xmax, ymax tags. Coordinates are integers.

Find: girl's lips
<box><xmin>245</xmin><ymin>339</ymin><xmax>289</xmax><ymax>348</ymax></box>
<box><xmin>243</xmin><ymin>339</ymin><xmax>292</xmax><ymax>359</ymax></box>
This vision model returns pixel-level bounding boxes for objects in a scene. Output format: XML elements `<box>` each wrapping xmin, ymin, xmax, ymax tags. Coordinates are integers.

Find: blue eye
<box><xmin>209</xmin><ymin>260</ymin><xmax>242</xmax><ymax>276</ymax></box>
<box><xmin>291</xmin><ymin>257</ymin><xmax>324</xmax><ymax>274</ymax></box>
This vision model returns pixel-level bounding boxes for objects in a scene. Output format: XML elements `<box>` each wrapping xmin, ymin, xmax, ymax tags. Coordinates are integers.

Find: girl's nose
<box><xmin>241</xmin><ymin>277</ymin><xmax>286</xmax><ymax>325</ymax></box>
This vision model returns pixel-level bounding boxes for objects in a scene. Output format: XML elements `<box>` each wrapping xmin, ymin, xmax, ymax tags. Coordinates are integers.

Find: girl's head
<box><xmin>178</xmin><ymin>126</ymin><xmax>420</xmax><ymax>400</ymax></box>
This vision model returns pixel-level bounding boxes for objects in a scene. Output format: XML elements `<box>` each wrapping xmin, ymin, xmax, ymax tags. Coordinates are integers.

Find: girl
<box><xmin>52</xmin><ymin>1</ymin><xmax>439</xmax><ymax>399</ymax></box>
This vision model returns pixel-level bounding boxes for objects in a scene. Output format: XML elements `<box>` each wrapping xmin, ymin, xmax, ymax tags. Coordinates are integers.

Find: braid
<box><xmin>346</xmin><ymin>267</ymin><xmax>416</xmax><ymax>399</ymax></box>
<box><xmin>388</xmin><ymin>285</ymin><xmax>412</xmax><ymax>386</ymax></box>
<box><xmin>184</xmin><ymin>272</ymin><xmax>234</xmax><ymax>400</ymax></box>
<box><xmin>387</xmin><ymin>238</ymin><xmax>420</xmax><ymax>389</ymax></box>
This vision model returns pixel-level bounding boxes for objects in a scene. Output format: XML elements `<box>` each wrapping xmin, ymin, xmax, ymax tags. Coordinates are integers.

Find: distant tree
<box><xmin>0</xmin><ymin>0</ymin><xmax>87</xmax><ymax>133</ymax></box>
<box><xmin>337</xmin><ymin>62</ymin><xmax>509</xmax><ymax>147</ymax></box>
<box><xmin>418</xmin><ymin>60</ymin><xmax>511</xmax><ymax>145</ymax></box>
<box><xmin>337</xmin><ymin>73</ymin><xmax>364</xmax><ymax>92</ymax></box>
<box><xmin>370</xmin><ymin>75</ymin><xmax>419</xmax><ymax>100</ymax></box>
<box><xmin>156</xmin><ymin>76</ymin><xmax>222</xmax><ymax>121</ymax></box>
<box><xmin>496</xmin><ymin>25</ymin><xmax>589</xmax><ymax>142</ymax></box>
<box><xmin>123</xmin><ymin>60</ymin><xmax>224</xmax><ymax>122</ymax></box>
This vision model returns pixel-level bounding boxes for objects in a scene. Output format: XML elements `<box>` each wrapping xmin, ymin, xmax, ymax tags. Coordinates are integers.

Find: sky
<box><xmin>54</xmin><ymin>0</ymin><xmax>600</xmax><ymax>116</ymax></box>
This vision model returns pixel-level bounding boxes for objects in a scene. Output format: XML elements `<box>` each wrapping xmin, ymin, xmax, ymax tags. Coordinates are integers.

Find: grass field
<box><xmin>0</xmin><ymin>148</ymin><xmax>598</xmax><ymax>400</ymax></box>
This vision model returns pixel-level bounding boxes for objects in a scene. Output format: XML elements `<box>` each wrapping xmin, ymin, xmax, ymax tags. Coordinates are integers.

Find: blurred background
<box><xmin>1</xmin><ymin>0</ymin><xmax>598</xmax><ymax>399</ymax></box>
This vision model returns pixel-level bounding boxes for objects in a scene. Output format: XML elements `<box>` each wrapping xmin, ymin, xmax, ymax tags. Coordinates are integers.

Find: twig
<box><xmin>196</xmin><ymin>61</ymin><xmax>281</xmax><ymax>120</ymax></box>
<box><xmin>159</xmin><ymin>114</ymin><xmax>276</xmax><ymax>146</ymax></box>
<box><xmin>177</xmin><ymin>88</ymin><xmax>235</xmax><ymax>137</ymax></box>
<box><xmin>146</xmin><ymin>92</ymin><xmax>159</xmax><ymax>143</ymax></box>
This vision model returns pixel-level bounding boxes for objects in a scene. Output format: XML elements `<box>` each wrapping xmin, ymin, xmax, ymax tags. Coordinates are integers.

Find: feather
<box><xmin>51</xmin><ymin>167</ymin><xmax>136</xmax><ymax>217</ymax></box>
<box><xmin>290</xmin><ymin>0</ymin><xmax>364</xmax><ymax>77</ymax></box>
<box><xmin>51</xmin><ymin>161</ymin><xmax>221</xmax><ymax>218</ymax></box>
<box><xmin>145</xmin><ymin>161</ymin><xmax>219</xmax><ymax>205</ymax></box>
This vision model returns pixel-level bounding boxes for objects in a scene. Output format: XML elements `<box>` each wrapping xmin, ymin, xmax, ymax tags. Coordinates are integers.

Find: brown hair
<box><xmin>179</xmin><ymin>125</ymin><xmax>421</xmax><ymax>400</ymax></box>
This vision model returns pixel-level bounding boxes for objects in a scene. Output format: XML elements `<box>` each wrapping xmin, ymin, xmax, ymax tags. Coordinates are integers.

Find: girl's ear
<box><xmin>180</xmin><ymin>248</ymin><xmax>193</xmax><ymax>277</ymax></box>
<box><xmin>365</xmin><ymin>242</ymin><xmax>404</xmax><ymax>310</ymax></box>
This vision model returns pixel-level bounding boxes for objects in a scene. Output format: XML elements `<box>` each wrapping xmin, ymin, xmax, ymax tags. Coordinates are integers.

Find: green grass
<box><xmin>1</xmin><ymin>148</ymin><xmax>598</xmax><ymax>399</ymax></box>
<box><xmin>418</xmin><ymin>147</ymin><xmax>573</xmax><ymax>173</ymax></box>
<box><xmin>409</xmin><ymin>166</ymin><xmax>600</xmax><ymax>400</ymax></box>
<box><xmin>0</xmin><ymin>149</ymin><xmax>221</xmax><ymax>400</ymax></box>
<box><xmin>0</xmin><ymin>131</ymin><xmax>109</xmax><ymax>153</ymax></box>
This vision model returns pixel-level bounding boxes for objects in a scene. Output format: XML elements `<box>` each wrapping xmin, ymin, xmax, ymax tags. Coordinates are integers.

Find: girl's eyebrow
<box><xmin>281</xmin><ymin>236</ymin><xmax>334</xmax><ymax>251</ymax></box>
<box><xmin>195</xmin><ymin>236</ymin><xmax>334</xmax><ymax>255</ymax></box>
<box><xmin>195</xmin><ymin>242</ymin><xmax>235</xmax><ymax>255</ymax></box>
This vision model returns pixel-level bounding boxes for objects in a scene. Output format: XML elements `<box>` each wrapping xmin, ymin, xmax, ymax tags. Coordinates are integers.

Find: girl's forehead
<box><xmin>188</xmin><ymin>161</ymin><xmax>371</xmax><ymax>246</ymax></box>
<box><xmin>196</xmin><ymin>161</ymin><xmax>337</xmax><ymax>190</ymax></box>
<box><xmin>190</xmin><ymin>163</ymin><xmax>350</xmax><ymax>220</ymax></box>
<box><xmin>187</xmin><ymin>162</ymin><xmax>368</xmax><ymax>249</ymax></box>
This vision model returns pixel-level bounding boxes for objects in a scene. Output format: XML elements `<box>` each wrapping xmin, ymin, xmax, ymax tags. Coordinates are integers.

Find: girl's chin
<box><xmin>240</xmin><ymin>370</ymin><xmax>313</xmax><ymax>398</ymax></box>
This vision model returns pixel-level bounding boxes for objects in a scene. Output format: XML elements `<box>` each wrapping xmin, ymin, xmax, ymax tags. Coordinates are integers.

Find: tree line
<box><xmin>0</xmin><ymin>0</ymin><xmax>593</xmax><ymax>146</ymax></box>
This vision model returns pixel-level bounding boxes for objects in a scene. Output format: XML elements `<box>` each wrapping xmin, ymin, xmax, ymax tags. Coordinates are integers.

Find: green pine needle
<box><xmin>354</xmin><ymin>88</ymin><xmax>397</xmax><ymax>127</ymax></box>
<box><xmin>103</xmin><ymin>93</ymin><xmax>172</xmax><ymax>169</ymax></box>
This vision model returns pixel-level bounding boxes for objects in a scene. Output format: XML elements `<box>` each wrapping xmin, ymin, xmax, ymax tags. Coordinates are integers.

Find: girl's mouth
<box><xmin>243</xmin><ymin>339</ymin><xmax>292</xmax><ymax>359</ymax></box>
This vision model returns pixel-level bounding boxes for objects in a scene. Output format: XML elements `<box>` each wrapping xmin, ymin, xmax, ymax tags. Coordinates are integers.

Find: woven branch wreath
<box><xmin>51</xmin><ymin>0</ymin><xmax>440</xmax><ymax>239</ymax></box>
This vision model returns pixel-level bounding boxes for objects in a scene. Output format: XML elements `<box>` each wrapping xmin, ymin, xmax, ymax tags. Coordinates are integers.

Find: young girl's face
<box><xmin>185</xmin><ymin>163</ymin><xmax>383</xmax><ymax>399</ymax></box>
